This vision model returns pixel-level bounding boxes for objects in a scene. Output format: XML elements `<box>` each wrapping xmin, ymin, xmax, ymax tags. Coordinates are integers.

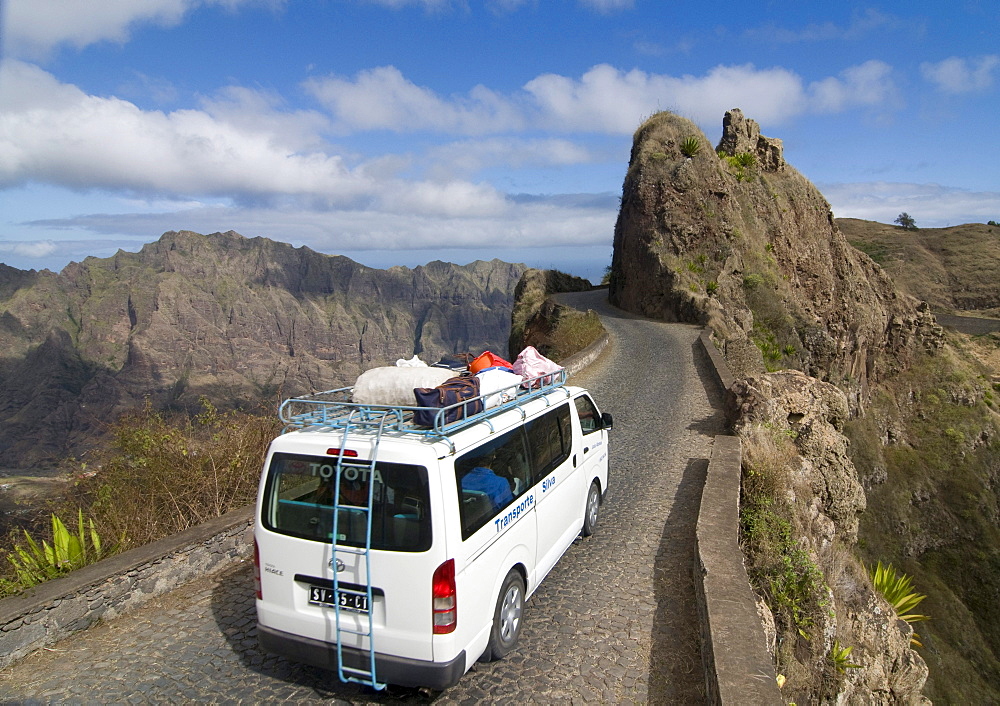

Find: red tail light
<box><xmin>432</xmin><ymin>558</ymin><xmax>456</xmax><ymax>634</ymax></box>
<box><xmin>326</xmin><ymin>448</ymin><xmax>358</xmax><ymax>457</ymax></box>
<box><xmin>253</xmin><ymin>539</ymin><xmax>262</xmax><ymax>600</ymax></box>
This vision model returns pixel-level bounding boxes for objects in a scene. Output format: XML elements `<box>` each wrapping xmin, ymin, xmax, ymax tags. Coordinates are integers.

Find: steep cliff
<box><xmin>610</xmin><ymin>109</ymin><xmax>939</xmax><ymax>408</ymax></box>
<box><xmin>610</xmin><ymin>110</ymin><xmax>1000</xmax><ymax>702</ymax></box>
<box><xmin>0</xmin><ymin>231</ymin><xmax>525</xmax><ymax>468</ymax></box>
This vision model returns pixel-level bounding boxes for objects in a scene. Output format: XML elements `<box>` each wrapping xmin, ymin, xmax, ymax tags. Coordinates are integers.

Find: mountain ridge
<box><xmin>0</xmin><ymin>230</ymin><xmax>526</xmax><ymax>468</ymax></box>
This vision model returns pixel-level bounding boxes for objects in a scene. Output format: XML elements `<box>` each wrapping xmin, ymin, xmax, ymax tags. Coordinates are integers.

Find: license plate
<box><xmin>308</xmin><ymin>585</ymin><xmax>369</xmax><ymax>613</ymax></box>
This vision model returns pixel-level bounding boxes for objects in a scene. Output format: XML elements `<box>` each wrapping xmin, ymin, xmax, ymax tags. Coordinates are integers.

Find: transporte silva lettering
<box><xmin>494</xmin><ymin>493</ymin><xmax>535</xmax><ymax>532</ymax></box>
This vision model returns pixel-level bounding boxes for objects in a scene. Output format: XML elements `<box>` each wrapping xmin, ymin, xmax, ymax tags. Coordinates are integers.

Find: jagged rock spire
<box><xmin>715</xmin><ymin>108</ymin><xmax>785</xmax><ymax>172</ymax></box>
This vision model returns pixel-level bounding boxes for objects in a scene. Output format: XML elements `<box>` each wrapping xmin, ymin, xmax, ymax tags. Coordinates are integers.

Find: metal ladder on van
<box><xmin>330</xmin><ymin>410</ymin><xmax>388</xmax><ymax>691</ymax></box>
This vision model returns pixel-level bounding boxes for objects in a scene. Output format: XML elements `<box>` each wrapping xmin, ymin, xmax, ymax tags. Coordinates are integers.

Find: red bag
<box><xmin>469</xmin><ymin>351</ymin><xmax>513</xmax><ymax>375</ymax></box>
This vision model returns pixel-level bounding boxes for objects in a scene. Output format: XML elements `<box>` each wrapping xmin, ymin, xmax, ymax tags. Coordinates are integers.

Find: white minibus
<box><xmin>253</xmin><ymin>370</ymin><xmax>612</xmax><ymax>690</ymax></box>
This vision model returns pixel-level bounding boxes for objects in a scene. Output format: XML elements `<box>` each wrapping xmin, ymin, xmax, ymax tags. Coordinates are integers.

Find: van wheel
<box><xmin>483</xmin><ymin>569</ymin><xmax>524</xmax><ymax>662</ymax></box>
<box><xmin>582</xmin><ymin>481</ymin><xmax>601</xmax><ymax>537</ymax></box>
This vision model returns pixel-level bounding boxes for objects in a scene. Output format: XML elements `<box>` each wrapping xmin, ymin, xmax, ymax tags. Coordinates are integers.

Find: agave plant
<box><xmin>7</xmin><ymin>510</ymin><xmax>106</xmax><ymax>589</ymax></box>
<box><xmin>680</xmin><ymin>135</ymin><xmax>701</xmax><ymax>158</ymax></box>
<box><xmin>869</xmin><ymin>561</ymin><xmax>929</xmax><ymax>623</ymax></box>
<box><xmin>869</xmin><ymin>561</ymin><xmax>929</xmax><ymax>646</ymax></box>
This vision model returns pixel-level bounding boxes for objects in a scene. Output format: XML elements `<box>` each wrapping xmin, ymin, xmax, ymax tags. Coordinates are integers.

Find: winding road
<box><xmin>0</xmin><ymin>289</ymin><xmax>725</xmax><ymax>703</ymax></box>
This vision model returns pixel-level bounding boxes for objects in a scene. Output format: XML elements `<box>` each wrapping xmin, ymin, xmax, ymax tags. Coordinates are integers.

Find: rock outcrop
<box><xmin>0</xmin><ymin>230</ymin><xmax>525</xmax><ymax>468</ymax></box>
<box><xmin>732</xmin><ymin>371</ymin><xmax>928</xmax><ymax>703</ymax></box>
<box><xmin>609</xmin><ymin>110</ymin><xmax>941</xmax><ymax>702</ymax></box>
<box><xmin>610</xmin><ymin>109</ymin><xmax>941</xmax><ymax>407</ymax></box>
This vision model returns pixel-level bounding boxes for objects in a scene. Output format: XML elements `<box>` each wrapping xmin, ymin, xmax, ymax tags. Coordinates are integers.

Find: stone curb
<box><xmin>695</xmin><ymin>333</ymin><xmax>783</xmax><ymax>705</ymax></box>
<box><xmin>0</xmin><ymin>506</ymin><xmax>254</xmax><ymax>670</ymax></box>
<box><xmin>561</xmin><ymin>331</ymin><xmax>610</xmax><ymax>378</ymax></box>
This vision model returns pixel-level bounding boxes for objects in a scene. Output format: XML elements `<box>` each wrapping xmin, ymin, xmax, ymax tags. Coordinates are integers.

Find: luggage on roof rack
<box><xmin>278</xmin><ymin>368</ymin><xmax>569</xmax><ymax>437</ymax></box>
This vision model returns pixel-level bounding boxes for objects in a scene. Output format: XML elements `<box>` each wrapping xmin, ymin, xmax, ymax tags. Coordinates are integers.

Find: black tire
<box><xmin>482</xmin><ymin>569</ymin><xmax>525</xmax><ymax>662</ymax></box>
<box><xmin>582</xmin><ymin>480</ymin><xmax>601</xmax><ymax>537</ymax></box>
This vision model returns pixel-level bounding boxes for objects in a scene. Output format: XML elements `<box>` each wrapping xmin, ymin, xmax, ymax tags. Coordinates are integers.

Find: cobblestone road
<box><xmin>0</xmin><ymin>290</ymin><xmax>725</xmax><ymax>704</ymax></box>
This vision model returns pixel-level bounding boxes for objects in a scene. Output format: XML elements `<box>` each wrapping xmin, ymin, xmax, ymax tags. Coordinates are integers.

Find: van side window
<box><xmin>574</xmin><ymin>395</ymin><xmax>602</xmax><ymax>435</ymax></box>
<box><xmin>525</xmin><ymin>403</ymin><xmax>571</xmax><ymax>483</ymax></box>
<box><xmin>455</xmin><ymin>427</ymin><xmax>530</xmax><ymax>539</ymax></box>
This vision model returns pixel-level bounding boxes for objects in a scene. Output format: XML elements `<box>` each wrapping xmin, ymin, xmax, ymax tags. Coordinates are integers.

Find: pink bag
<box><xmin>512</xmin><ymin>346</ymin><xmax>563</xmax><ymax>388</ymax></box>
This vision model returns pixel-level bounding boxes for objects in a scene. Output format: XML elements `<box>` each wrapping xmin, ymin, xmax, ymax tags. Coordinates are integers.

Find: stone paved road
<box><xmin>0</xmin><ymin>290</ymin><xmax>724</xmax><ymax>704</ymax></box>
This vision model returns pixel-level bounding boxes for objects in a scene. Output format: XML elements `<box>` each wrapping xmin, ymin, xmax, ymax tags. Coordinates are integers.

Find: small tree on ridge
<box><xmin>894</xmin><ymin>212</ymin><xmax>917</xmax><ymax>230</ymax></box>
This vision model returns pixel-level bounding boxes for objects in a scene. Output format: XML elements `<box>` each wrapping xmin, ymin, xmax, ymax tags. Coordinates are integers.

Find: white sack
<box><xmin>395</xmin><ymin>355</ymin><xmax>428</xmax><ymax>367</ymax></box>
<box><xmin>353</xmin><ymin>366</ymin><xmax>454</xmax><ymax>406</ymax></box>
<box><xmin>476</xmin><ymin>369</ymin><xmax>523</xmax><ymax>409</ymax></box>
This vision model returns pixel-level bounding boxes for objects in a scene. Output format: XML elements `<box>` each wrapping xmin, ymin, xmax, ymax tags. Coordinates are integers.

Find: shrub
<box><xmin>64</xmin><ymin>398</ymin><xmax>279</xmax><ymax>551</ymax></box>
<box><xmin>869</xmin><ymin>561</ymin><xmax>930</xmax><ymax>625</ymax></box>
<box><xmin>894</xmin><ymin>212</ymin><xmax>917</xmax><ymax>230</ymax></box>
<box><xmin>829</xmin><ymin>641</ymin><xmax>861</xmax><ymax>673</ymax></box>
<box><xmin>546</xmin><ymin>309</ymin><xmax>604</xmax><ymax>361</ymax></box>
<box><xmin>723</xmin><ymin>152</ymin><xmax>757</xmax><ymax>181</ymax></box>
<box><xmin>740</xmin><ymin>424</ymin><xmax>829</xmax><ymax>635</ymax></box>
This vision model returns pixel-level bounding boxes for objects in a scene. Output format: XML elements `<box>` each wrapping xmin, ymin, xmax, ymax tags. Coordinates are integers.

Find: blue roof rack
<box><xmin>279</xmin><ymin>369</ymin><xmax>569</xmax><ymax>440</ymax></box>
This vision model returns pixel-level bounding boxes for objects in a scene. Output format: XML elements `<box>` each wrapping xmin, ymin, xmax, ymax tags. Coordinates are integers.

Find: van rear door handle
<box><xmin>584</xmin><ymin>447</ymin><xmax>589</xmax><ymax>454</ymax></box>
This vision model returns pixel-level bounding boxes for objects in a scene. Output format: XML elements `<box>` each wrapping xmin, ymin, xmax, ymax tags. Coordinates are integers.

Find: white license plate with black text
<box><xmin>308</xmin><ymin>585</ymin><xmax>369</xmax><ymax>613</ymax></box>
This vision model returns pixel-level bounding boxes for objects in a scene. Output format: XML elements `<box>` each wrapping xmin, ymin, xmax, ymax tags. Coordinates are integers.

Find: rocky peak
<box><xmin>609</xmin><ymin>109</ymin><xmax>938</xmax><ymax>702</ymax></box>
<box><xmin>715</xmin><ymin>108</ymin><xmax>786</xmax><ymax>172</ymax></box>
<box><xmin>609</xmin><ymin>109</ymin><xmax>941</xmax><ymax>408</ymax></box>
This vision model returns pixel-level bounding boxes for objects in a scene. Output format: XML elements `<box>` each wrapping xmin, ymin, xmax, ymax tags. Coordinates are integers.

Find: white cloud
<box><xmin>921</xmin><ymin>56</ymin><xmax>1000</xmax><ymax>94</ymax></box>
<box><xmin>578</xmin><ymin>0</ymin><xmax>634</xmax><ymax>12</ymax></box>
<box><xmin>304</xmin><ymin>66</ymin><xmax>526</xmax><ymax>135</ymax></box>
<box><xmin>2</xmin><ymin>0</ymin><xmax>281</xmax><ymax>59</ymax></box>
<box><xmin>0</xmin><ymin>60</ymin><xmax>367</xmax><ymax>202</ymax></box>
<box><xmin>0</xmin><ymin>60</ymin><xmax>515</xmax><ymax>220</ymax></box>
<box><xmin>807</xmin><ymin>61</ymin><xmax>897</xmax><ymax>113</ymax></box>
<box><xmin>744</xmin><ymin>9</ymin><xmax>918</xmax><ymax>44</ymax></box>
<box><xmin>425</xmin><ymin>138</ymin><xmax>594</xmax><ymax>179</ymax></box>
<box><xmin>308</xmin><ymin>61</ymin><xmax>899</xmax><ymax>137</ymax></box>
<box><xmin>22</xmin><ymin>195</ymin><xmax>617</xmax><ymax>254</ymax></box>
<box><xmin>824</xmin><ymin>181</ymin><xmax>1000</xmax><ymax>227</ymax></box>
<box><xmin>0</xmin><ymin>240</ymin><xmax>58</xmax><ymax>258</ymax></box>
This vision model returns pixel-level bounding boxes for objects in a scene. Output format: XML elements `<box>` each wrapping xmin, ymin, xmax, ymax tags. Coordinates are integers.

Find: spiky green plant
<box><xmin>829</xmin><ymin>640</ymin><xmax>861</xmax><ymax>673</ymax></box>
<box><xmin>680</xmin><ymin>135</ymin><xmax>701</xmax><ymax>158</ymax></box>
<box><xmin>6</xmin><ymin>510</ymin><xmax>107</xmax><ymax>590</ymax></box>
<box><xmin>869</xmin><ymin>561</ymin><xmax>930</xmax><ymax>623</ymax></box>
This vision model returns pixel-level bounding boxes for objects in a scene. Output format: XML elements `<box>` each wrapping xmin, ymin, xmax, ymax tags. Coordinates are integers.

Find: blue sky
<box><xmin>1</xmin><ymin>0</ymin><xmax>997</xmax><ymax>282</ymax></box>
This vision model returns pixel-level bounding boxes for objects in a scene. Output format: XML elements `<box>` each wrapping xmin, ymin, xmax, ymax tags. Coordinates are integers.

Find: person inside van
<box><xmin>461</xmin><ymin>465</ymin><xmax>514</xmax><ymax>511</ymax></box>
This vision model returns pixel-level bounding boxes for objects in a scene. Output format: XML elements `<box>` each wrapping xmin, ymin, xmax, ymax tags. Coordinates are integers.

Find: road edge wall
<box><xmin>0</xmin><ymin>507</ymin><xmax>254</xmax><ymax>669</ymax></box>
<box><xmin>696</xmin><ymin>330</ymin><xmax>783</xmax><ymax>705</ymax></box>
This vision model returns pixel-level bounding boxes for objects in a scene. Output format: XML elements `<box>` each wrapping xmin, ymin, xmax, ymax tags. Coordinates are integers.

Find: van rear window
<box><xmin>261</xmin><ymin>453</ymin><xmax>432</xmax><ymax>552</ymax></box>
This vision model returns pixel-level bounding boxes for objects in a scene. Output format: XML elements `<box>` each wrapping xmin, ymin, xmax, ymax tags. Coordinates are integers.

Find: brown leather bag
<box><xmin>413</xmin><ymin>376</ymin><xmax>483</xmax><ymax>427</ymax></box>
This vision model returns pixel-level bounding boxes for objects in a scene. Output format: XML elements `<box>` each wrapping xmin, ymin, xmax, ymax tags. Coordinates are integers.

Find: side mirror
<box><xmin>601</xmin><ymin>412</ymin><xmax>614</xmax><ymax>431</ymax></box>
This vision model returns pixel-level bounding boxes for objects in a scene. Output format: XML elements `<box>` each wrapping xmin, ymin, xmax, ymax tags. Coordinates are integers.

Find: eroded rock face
<box><xmin>0</xmin><ymin>231</ymin><xmax>526</xmax><ymax>467</ymax></box>
<box><xmin>609</xmin><ymin>110</ymin><xmax>941</xmax><ymax>405</ymax></box>
<box><xmin>732</xmin><ymin>370</ymin><xmax>929</xmax><ymax>703</ymax></box>
<box><xmin>732</xmin><ymin>370</ymin><xmax>864</xmax><ymax>542</ymax></box>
